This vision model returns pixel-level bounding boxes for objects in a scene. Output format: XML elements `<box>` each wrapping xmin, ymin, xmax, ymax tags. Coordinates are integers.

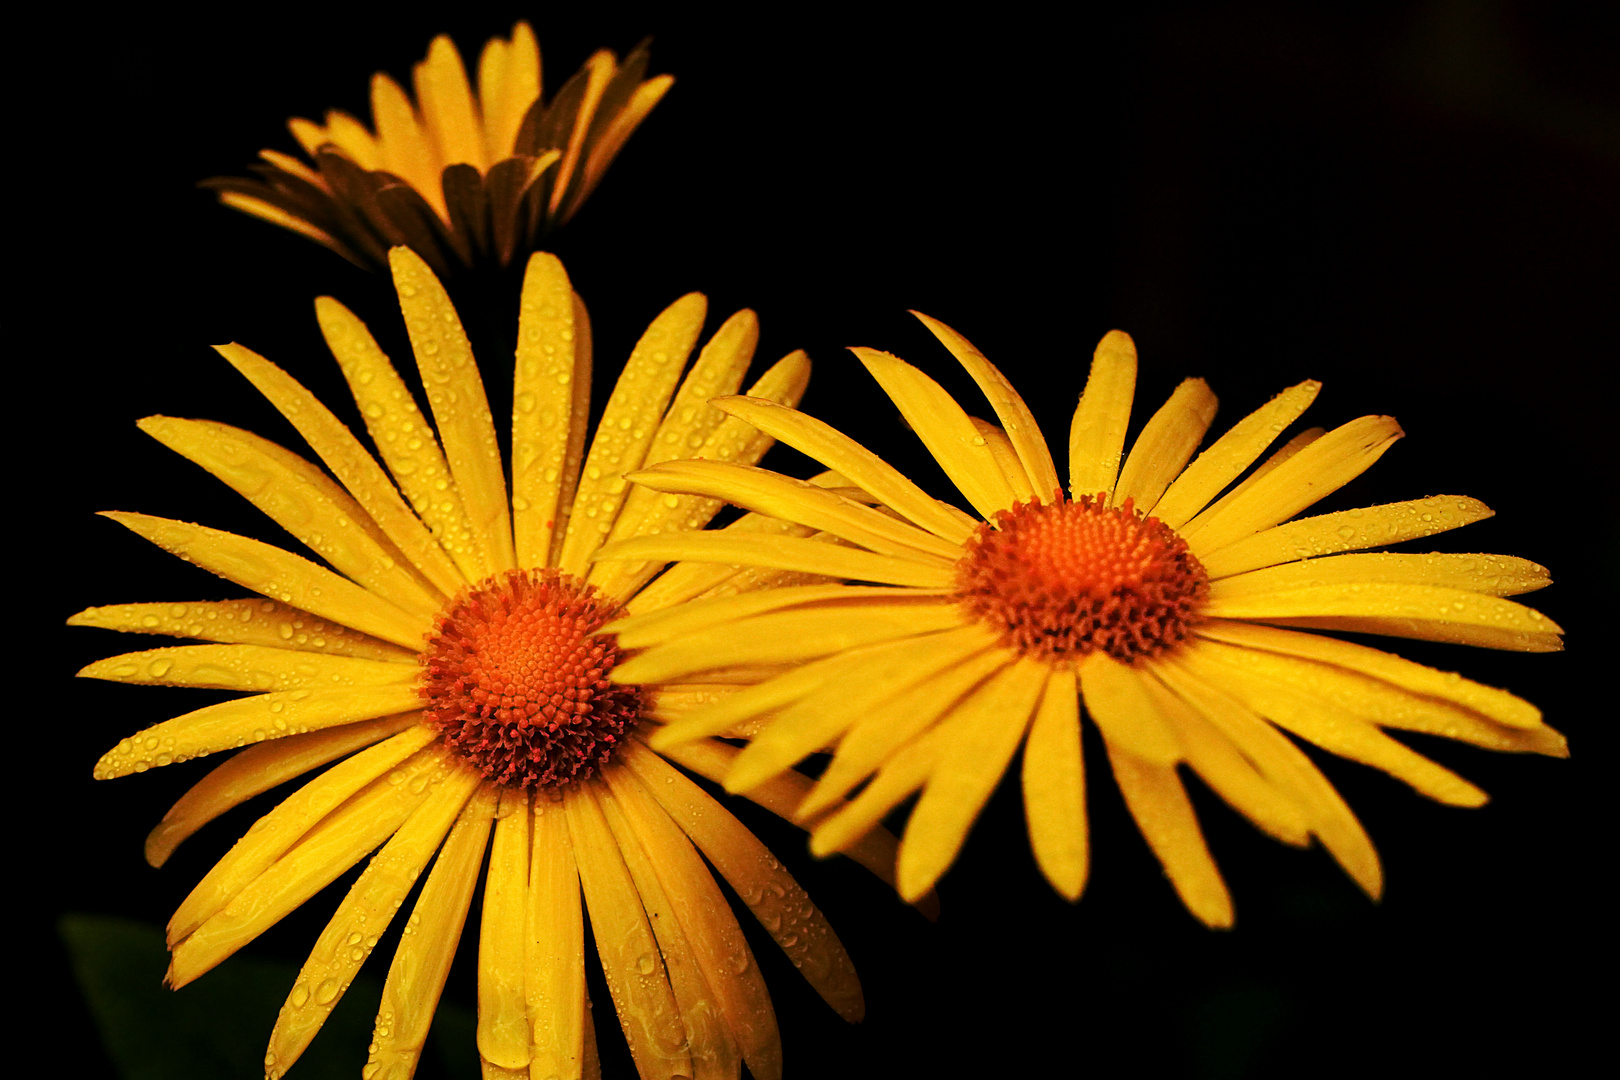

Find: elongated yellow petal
<box><xmin>368</xmin><ymin>783</ymin><xmax>496</xmax><ymax>1080</ymax></box>
<box><xmin>217</xmin><ymin>336</ymin><xmax>465</xmax><ymax>597</ymax></box>
<box><xmin>169</xmin><ymin>747</ymin><xmax>448</xmax><ymax>986</ymax></box>
<box><xmin>68</xmin><ymin>599</ymin><xmax>416</xmax><ymax>662</ymax></box>
<box><xmin>853</xmin><ymin>347</ymin><xmax>1020</xmax><ymax>518</ymax></box>
<box><xmin>167</xmin><ymin>726</ymin><xmax>439</xmax><ymax>942</ymax></box>
<box><xmin>138</xmin><ymin>416</ymin><xmax>442</xmax><ymax>617</ymax></box>
<box><xmin>214</xmin><ymin>192</ymin><xmax>353</xmax><ymax>259</ymax></box>
<box><xmin>478</xmin><ymin>22</ymin><xmax>540</xmax><ymax>161</ymax></box>
<box><xmin>1114</xmin><ymin>378</ymin><xmax>1218</xmax><ymax>515</ymax></box>
<box><xmin>565</xmin><ymin>781</ymin><xmax>692</xmax><ymax>1080</ymax></box>
<box><xmin>613</xmin><ymin>594</ymin><xmax>963</xmax><ymax>684</ymax></box>
<box><xmin>1107</xmin><ymin>749</ymin><xmax>1234</xmax><ymax>927</ymax></box>
<box><xmin>1200</xmin><ymin>495</ymin><xmax>1496</xmax><ymax>580</ymax></box>
<box><xmin>1153</xmin><ymin>659</ymin><xmax>1382</xmax><ymax>898</ymax></box>
<box><xmin>528</xmin><ymin>789</ymin><xmax>588</xmax><ymax>1080</ymax></box>
<box><xmin>317</xmin><ymin>109</ymin><xmax>383</xmax><ymax>169</ymax></box>
<box><xmin>557</xmin><ymin>293</ymin><xmax>709</xmax><ymax>575</ymax></box>
<box><xmin>1211</xmin><ymin>551</ymin><xmax>1552</xmax><ymax>600</ymax></box>
<box><xmin>145</xmin><ymin>715</ymin><xmax>417</xmax><ymax>868</ymax></box>
<box><xmin>711</xmin><ymin>395</ymin><xmax>978</xmax><ymax>544</ymax></box>
<box><xmin>899</xmin><ymin>657</ymin><xmax>1047</xmax><ymax>900</ymax></box>
<box><xmin>78</xmin><ymin>643</ymin><xmax>413</xmax><ymax>692</ymax></box>
<box><xmin>1195</xmin><ymin>426</ymin><xmax>1323</xmax><ymax>520</ymax></box>
<box><xmin>624</xmin><ymin>461</ymin><xmax>962</xmax><ymax>562</ymax></box>
<box><xmin>268</xmin><ymin>765</ymin><xmax>480</xmax><ymax>1072</ymax></box>
<box><xmin>478</xmin><ymin>788</ymin><xmax>532</xmax><ymax>1070</ymax></box>
<box><xmin>391</xmin><ymin>247</ymin><xmax>517</xmax><ymax>574</ymax></box>
<box><xmin>602</xmin><ymin>764</ymin><xmax>781</xmax><ymax>1080</ymax></box>
<box><xmin>1022</xmin><ymin>666</ymin><xmax>1087</xmax><ymax>901</ymax></box>
<box><xmin>595</xmin><ymin>532</ymin><xmax>953</xmax><ymax>589</ymax></box>
<box><xmin>1206</xmin><ymin>581</ymin><xmax>1563</xmax><ymax>652</ymax></box>
<box><xmin>1068</xmin><ymin>330</ymin><xmax>1137</xmax><ymax>502</ymax></box>
<box><xmin>1152</xmin><ymin>380</ymin><xmax>1321</xmax><ymax>529</ymax></box>
<box><xmin>621</xmin><ymin>743</ymin><xmax>864</xmax><ymax>1022</ymax></box>
<box><xmin>1193</xmin><ymin>618</ymin><xmax>1542</xmax><ymax>729</ymax></box>
<box><xmin>810</xmin><ymin>732</ymin><xmax>940</xmax><ymax>860</ymax></box>
<box><xmin>1077</xmin><ymin>651</ymin><xmax>1181</xmax><ymax>766</ymax></box>
<box><xmin>413</xmin><ymin>34</ymin><xmax>485</xmax><ymax>171</ymax></box>
<box><xmin>572</xmin><ymin>74</ymin><xmax>675</xmax><ymax>214</ymax></box>
<box><xmin>1182</xmin><ymin>415</ymin><xmax>1404</xmax><ymax>553</ymax></box>
<box><xmin>598</xmin><ymin>781</ymin><xmax>741</xmax><ymax>1080</ymax></box>
<box><xmin>970</xmin><ymin>418</ymin><xmax>1036</xmax><ymax>501</ymax></box>
<box><xmin>612</xmin><ymin>583</ymin><xmax>935</xmax><ymax>651</ymax></box>
<box><xmin>912</xmin><ymin>311</ymin><xmax>1062</xmax><ymax>499</ymax></box>
<box><xmin>804</xmin><ymin>640</ymin><xmax>1011</xmax><ymax>820</ymax></box>
<box><xmin>95</xmin><ymin>682</ymin><xmax>424</xmax><ymax>781</ymax></box>
<box><xmin>511</xmin><ymin>252</ymin><xmax>587</xmax><ymax>568</ymax></box>
<box><xmin>372</xmin><ymin>72</ymin><xmax>444</xmax><ymax>216</ymax></box>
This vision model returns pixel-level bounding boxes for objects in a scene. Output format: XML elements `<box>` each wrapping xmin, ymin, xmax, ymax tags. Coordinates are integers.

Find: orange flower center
<box><xmin>420</xmin><ymin>569</ymin><xmax>641</xmax><ymax>788</ymax></box>
<box><xmin>956</xmin><ymin>493</ymin><xmax>1208</xmax><ymax>664</ymax></box>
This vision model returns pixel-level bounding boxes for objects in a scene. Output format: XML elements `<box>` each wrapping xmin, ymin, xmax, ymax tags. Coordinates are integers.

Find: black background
<box><xmin>23</xmin><ymin>3</ymin><xmax>1615</xmax><ymax>1077</ymax></box>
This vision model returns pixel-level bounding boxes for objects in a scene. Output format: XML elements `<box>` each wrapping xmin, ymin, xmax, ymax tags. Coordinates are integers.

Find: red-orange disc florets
<box><xmin>420</xmin><ymin>569</ymin><xmax>641</xmax><ymax>789</ymax></box>
<box><xmin>956</xmin><ymin>492</ymin><xmax>1209</xmax><ymax>665</ymax></box>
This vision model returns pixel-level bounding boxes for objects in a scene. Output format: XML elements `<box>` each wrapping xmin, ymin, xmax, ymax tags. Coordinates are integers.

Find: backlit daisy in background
<box><xmin>205</xmin><ymin>22</ymin><xmax>671</xmax><ymax>273</ymax></box>
<box><xmin>73</xmin><ymin>246</ymin><xmax>910</xmax><ymax>1080</ymax></box>
<box><xmin>599</xmin><ymin>313</ymin><xmax>1566</xmax><ymax>927</ymax></box>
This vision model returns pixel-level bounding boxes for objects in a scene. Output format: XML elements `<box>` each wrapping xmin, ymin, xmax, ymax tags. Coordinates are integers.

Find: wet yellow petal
<box><xmin>621</xmin><ymin>743</ymin><xmax>864</xmax><ymax>1022</ymax></box>
<box><xmin>478</xmin><ymin>788</ymin><xmax>532</xmax><ymax>1070</ymax></box>
<box><xmin>318</xmin><ymin>109</ymin><xmax>383</xmax><ymax>170</ymax></box>
<box><xmin>711</xmin><ymin>395</ymin><xmax>978</xmax><ymax>544</ymax></box>
<box><xmin>391</xmin><ymin>248</ymin><xmax>516</xmax><ymax>575</ymax></box>
<box><xmin>899</xmin><ymin>657</ymin><xmax>1047</xmax><ymax>900</ymax></box>
<box><xmin>166</xmin><ymin>726</ymin><xmax>439</xmax><ymax>942</ymax></box>
<box><xmin>511</xmin><ymin>252</ymin><xmax>587</xmax><ymax>568</ymax></box>
<box><xmin>810</xmin><ymin>732</ymin><xmax>939</xmax><ymax>860</ymax></box>
<box><xmin>1181</xmin><ymin>415</ymin><xmax>1404</xmax><ymax>554</ymax></box>
<box><xmin>595</xmin><ymin>532</ymin><xmax>953</xmax><ymax>589</ymax></box>
<box><xmin>413</xmin><ymin>34</ymin><xmax>485</xmax><ymax>171</ymax></box>
<box><xmin>612</xmin><ymin>583</ymin><xmax>932</xmax><ymax>651</ymax></box>
<box><xmin>78</xmin><ymin>643</ymin><xmax>413</xmax><ymax>692</ymax></box>
<box><xmin>217</xmin><ymin>336</ymin><xmax>465</xmax><ymax>597</ymax></box>
<box><xmin>1077</xmin><ymin>651</ymin><xmax>1181</xmax><ymax>767</ymax></box>
<box><xmin>215</xmin><ymin>193</ymin><xmax>351</xmax><ymax>258</ymax></box>
<box><xmin>853</xmin><ymin>347</ymin><xmax>1020</xmax><ymax>518</ymax></box>
<box><xmin>1195</xmin><ymin>426</ymin><xmax>1324</xmax><ymax>520</ymax></box>
<box><xmin>1200</xmin><ymin>495</ymin><xmax>1496</xmax><ymax>580</ymax></box>
<box><xmin>1022</xmin><ymin>666</ymin><xmax>1088</xmax><ymax>901</ymax></box>
<box><xmin>1211</xmin><ymin>551</ymin><xmax>1552</xmax><ymax>600</ymax></box>
<box><xmin>1114</xmin><ymin>378</ymin><xmax>1218</xmax><ymax>515</ymax></box>
<box><xmin>557</xmin><ymin>293</ymin><xmax>709</xmax><ymax>576</ymax></box>
<box><xmin>1152</xmin><ymin>380</ymin><xmax>1320</xmax><ymax>530</ymax></box>
<box><xmin>548</xmin><ymin>50</ymin><xmax>616</xmax><ymax>215</ymax></box>
<box><xmin>912</xmin><ymin>311</ymin><xmax>1062</xmax><ymax>499</ymax></box>
<box><xmin>969</xmin><ymin>418</ymin><xmax>1036</xmax><ymax>502</ymax></box>
<box><xmin>1068</xmin><ymin>330</ymin><xmax>1137</xmax><ymax>502</ymax></box>
<box><xmin>1107</xmin><ymin>749</ymin><xmax>1234</xmax><ymax>928</ymax></box>
<box><xmin>368</xmin><ymin>783</ymin><xmax>496</xmax><ymax>1080</ymax></box>
<box><xmin>547</xmin><ymin>293</ymin><xmax>595</xmax><ymax>569</ymax></box>
<box><xmin>67</xmin><ymin>599</ymin><xmax>415</xmax><ymax>662</ymax></box>
<box><xmin>267</xmin><ymin>765</ymin><xmax>480</xmax><ymax>1073</ymax></box>
<box><xmin>527</xmin><ymin>790</ymin><xmax>587</xmax><ymax>1080</ymax></box>
<box><xmin>565</xmin><ymin>781</ymin><xmax>692</xmax><ymax>1080</ymax></box>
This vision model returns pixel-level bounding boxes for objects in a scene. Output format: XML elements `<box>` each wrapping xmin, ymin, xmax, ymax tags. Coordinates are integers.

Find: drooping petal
<box><xmin>1076</xmin><ymin>652</ymin><xmax>1181</xmax><ymax>767</ymax></box>
<box><xmin>1068</xmin><ymin>330</ymin><xmax>1137</xmax><ymax>502</ymax></box>
<box><xmin>1021</xmin><ymin>666</ymin><xmax>1088</xmax><ymax>901</ymax></box>
<box><xmin>527</xmin><ymin>790</ymin><xmax>589</xmax><ymax>1080</ymax></box>
<box><xmin>78</xmin><ymin>643</ymin><xmax>414</xmax><ymax>692</ymax></box>
<box><xmin>478</xmin><ymin>787</ymin><xmax>532</xmax><ymax>1071</ymax></box>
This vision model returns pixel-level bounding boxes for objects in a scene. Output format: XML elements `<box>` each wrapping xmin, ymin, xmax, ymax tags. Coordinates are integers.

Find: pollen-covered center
<box><xmin>420</xmin><ymin>569</ymin><xmax>641</xmax><ymax>789</ymax></box>
<box><xmin>956</xmin><ymin>493</ymin><xmax>1209</xmax><ymax>664</ymax></box>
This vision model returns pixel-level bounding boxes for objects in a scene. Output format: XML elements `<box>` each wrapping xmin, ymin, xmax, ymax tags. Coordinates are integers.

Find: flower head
<box><xmin>600</xmin><ymin>313</ymin><xmax>1566</xmax><ymax>927</ymax></box>
<box><xmin>73</xmin><ymin>247</ymin><xmax>905</xmax><ymax>1079</ymax></box>
<box><xmin>205</xmin><ymin>23</ymin><xmax>671</xmax><ymax>273</ymax></box>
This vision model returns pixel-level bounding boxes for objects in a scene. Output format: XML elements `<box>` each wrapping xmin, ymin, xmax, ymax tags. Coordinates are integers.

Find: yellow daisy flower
<box><xmin>204</xmin><ymin>22</ymin><xmax>671</xmax><ymax>273</ymax></box>
<box><xmin>597</xmin><ymin>313</ymin><xmax>1567</xmax><ymax>928</ymax></box>
<box><xmin>72</xmin><ymin>246</ymin><xmax>906</xmax><ymax>1080</ymax></box>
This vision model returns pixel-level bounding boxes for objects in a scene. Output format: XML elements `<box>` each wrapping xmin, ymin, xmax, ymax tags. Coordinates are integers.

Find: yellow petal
<box><xmin>912</xmin><ymin>310</ymin><xmax>1062</xmax><ymax>499</ymax></box>
<box><xmin>1076</xmin><ymin>651</ymin><xmax>1181</xmax><ymax>767</ymax></box>
<box><xmin>898</xmin><ymin>657</ymin><xmax>1047</xmax><ymax>900</ymax></box>
<box><xmin>369</xmin><ymin>783</ymin><xmax>496</xmax><ymax>1080</ymax></box>
<box><xmin>557</xmin><ymin>293</ymin><xmax>709</xmax><ymax>576</ymax></box>
<box><xmin>547</xmin><ymin>50</ymin><xmax>616</xmax><ymax>215</ymax></box>
<box><xmin>413</xmin><ymin>34</ymin><xmax>485</xmax><ymax>171</ymax></box>
<box><xmin>137</xmin><ymin>416</ymin><xmax>442</xmax><ymax>617</ymax></box>
<box><xmin>391</xmin><ymin>247</ymin><xmax>517</xmax><ymax>574</ymax></box>
<box><xmin>595</xmin><ymin>532</ymin><xmax>953</xmax><ymax>589</ymax></box>
<box><xmin>217</xmin><ymin>335</ymin><xmax>464</xmax><ymax>598</ymax></box>
<box><xmin>969</xmin><ymin>417</ymin><xmax>1036</xmax><ymax>502</ymax></box>
<box><xmin>318</xmin><ymin>109</ymin><xmax>383</xmax><ymax>170</ymax></box>
<box><xmin>511</xmin><ymin>252</ymin><xmax>587</xmax><ymax>568</ymax></box>
<box><xmin>1021</xmin><ymin>666</ymin><xmax>1088</xmax><ymax>901</ymax></box>
<box><xmin>144</xmin><ymin>714</ymin><xmax>418</xmax><ymax>868</ymax></box>
<box><xmin>1200</xmin><ymin>495</ymin><xmax>1497</xmax><ymax>580</ymax></box>
<box><xmin>67</xmin><ymin>599</ymin><xmax>414</xmax><ymax>662</ymax></box>
<box><xmin>214</xmin><ymin>193</ymin><xmax>353</xmax><ymax>260</ymax></box>
<box><xmin>527</xmin><ymin>789</ymin><xmax>588</xmax><ymax>1080</ymax></box>
<box><xmin>1114</xmin><ymin>378</ymin><xmax>1218</xmax><ymax>515</ymax></box>
<box><xmin>711</xmin><ymin>395</ymin><xmax>978</xmax><ymax>544</ymax></box>
<box><xmin>1107</xmin><ymin>749</ymin><xmax>1234</xmax><ymax>928</ymax></box>
<box><xmin>78</xmin><ymin>643</ymin><xmax>413</xmax><ymax>692</ymax></box>
<box><xmin>1068</xmin><ymin>330</ymin><xmax>1137</xmax><ymax>502</ymax></box>
<box><xmin>621</xmin><ymin>743</ymin><xmax>864</xmax><ymax>1022</ymax></box>
<box><xmin>478</xmin><ymin>788</ymin><xmax>532</xmax><ymax>1070</ymax></box>
<box><xmin>478</xmin><ymin>22</ymin><xmax>540</xmax><ymax>162</ymax></box>
<box><xmin>371</xmin><ymin>72</ymin><xmax>444</xmax><ymax>217</ymax></box>
<box><xmin>1195</xmin><ymin>426</ymin><xmax>1323</xmax><ymax>520</ymax></box>
<box><xmin>1152</xmin><ymin>380</ymin><xmax>1320</xmax><ymax>529</ymax></box>
<box><xmin>853</xmin><ymin>347</ymin><xmax>1020</xmax><ymax>518</ymax></box>
<box><xmin>1181</xmin><ymin>415</ymin><xmax>1404</xmax><ymax>554</ymax></box>
<box><xmin>612</xmin><ymin>582</ymin><xmax>932</xmax><ymax>650</ymax></box>
<box><xmin>267</xmin><ymin>764</ymin><xmax>479</xmax><ymax>1073</ymax></box>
